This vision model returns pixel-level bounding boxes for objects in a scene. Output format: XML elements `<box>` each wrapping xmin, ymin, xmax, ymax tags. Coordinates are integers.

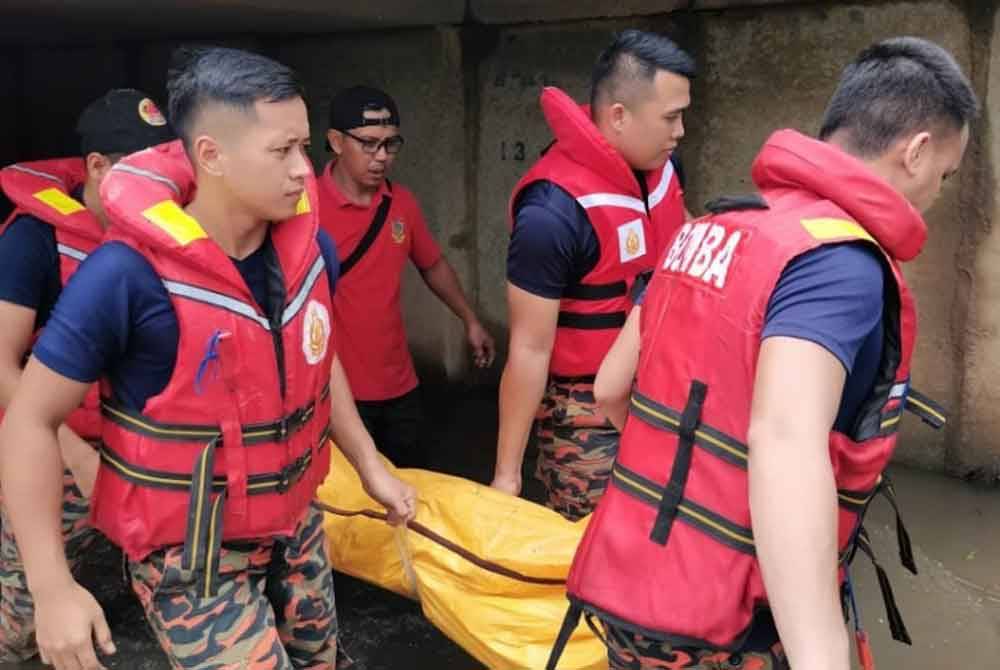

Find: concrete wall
<box><xmin>1</xmin><ymin>0</ymin><xmax>998</xmax><ymax>478</ymax></box>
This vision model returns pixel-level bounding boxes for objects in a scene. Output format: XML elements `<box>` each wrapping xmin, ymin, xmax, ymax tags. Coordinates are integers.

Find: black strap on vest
<box><xmin>545</xmin><ymin>601</ymin><xmax>583</xmax><ymax>670</ymax></box>
<box><xmin>557</xmin><ymin>311</ymin><xmax>627</xmax><ymax>330</ymax></box>
<box><xmin>704</xmin><ymin>193</ymin><xmax>769</xmax><ymax>214</ymax></box>
<box><xmin>562</xmin><ymin>280</ymin><xmax>627</xmax><ymax>301</ymax></box>
<box><xmin>904</xmin><ymin>387</ymin><xmax>947</xmax><ymax>429</ymax></box>
<box><xmin>338</xmin><ymin>181</ymin><xmax>393</xmax><ymax>278</ymax></box>
<box><xmin>650</xmin><ymin>380</ymin><xmax>708</xmax><ymax>545</ymax></box>
<box><xmin>854</xmin><ymin>527</ymin><xmax>912</xmax><ymax>645</ymax></box>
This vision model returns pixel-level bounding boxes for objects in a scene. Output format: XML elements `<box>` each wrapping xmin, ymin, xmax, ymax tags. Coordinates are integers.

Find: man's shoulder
<box><xmin>73</xmin><ymin>240</ymin><xmax>160</xmax><ymax>285</ymax></box>
<box><xmin>2</xmin><ymin>212</ymin><xmax>56</xmax><ymax>243</ymax></box>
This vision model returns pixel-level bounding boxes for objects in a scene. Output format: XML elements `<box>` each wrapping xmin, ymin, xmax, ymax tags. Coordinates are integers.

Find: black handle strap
<box><xmin>650</xmin><ymin>380</ymin><xmax>708</xmax><ymax>545</ymax></box>
<box><xmin>338</xmin><ymin>181</ymin><xmax>393</xmax><ymax>278</ymax></box>
<box><xmin>545</xmin><ymin>602</ymin><xmax>583</xmax><ymax>670</ymax></box>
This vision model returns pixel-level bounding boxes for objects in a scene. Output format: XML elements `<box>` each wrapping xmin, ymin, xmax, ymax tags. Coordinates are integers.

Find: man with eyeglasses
<box><xmin>320</xmin><ymin>86</ymin><xmax>495</xmax><ymax>470</ymax></box>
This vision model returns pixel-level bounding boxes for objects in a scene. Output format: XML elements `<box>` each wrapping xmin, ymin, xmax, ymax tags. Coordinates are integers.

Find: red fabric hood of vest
<box><xmin>751</xmin><ymin>129</ymin><xmax>927</xmax><ymax>262</ymax></box>
<box><xmin>1</xmin><ymin>158</ymin><xmax>103</xmax><ymax>243</ymax></box>
<box><xmin>539</xmin><ymin>87</ymin><xmax>644</xmax><ymax>199</ymax></box>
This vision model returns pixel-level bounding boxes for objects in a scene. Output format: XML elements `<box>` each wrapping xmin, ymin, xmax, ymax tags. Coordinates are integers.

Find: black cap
<box><xmin>328</xmin><ymin>86</ymin><xmax>400</xmax><ymax>133</ymax></box>
<box><xmin>76</xmin><ymin>89</ymin><xmax>176</xmax><ymax>156</ymax></box>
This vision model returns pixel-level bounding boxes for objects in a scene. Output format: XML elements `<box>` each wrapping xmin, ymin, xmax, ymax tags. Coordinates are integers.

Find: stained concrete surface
<box><xmin>4</xmin><ymin>385</ymin><xmax>997</xmax><ymax>670</ymax></box>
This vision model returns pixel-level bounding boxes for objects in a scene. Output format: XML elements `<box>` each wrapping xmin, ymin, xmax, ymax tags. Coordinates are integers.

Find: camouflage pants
<box><xmin>0</xmin><ymin>471</ymin><xmax>99</xmax><ymax>662</ymax></box>
<box><xmin>534</xmin><ymin>376</ymin><xmax>619</xmax><ymax>521</ymax></box>
<box><xmin>129</xmin><ymin>503</ymin><xmax>338</xmax><ymax>670</ymax></box>
<box><xmin>604</xmin><ymin>623</ymin><xmax>788</xmax><ymax>670</ymax></box>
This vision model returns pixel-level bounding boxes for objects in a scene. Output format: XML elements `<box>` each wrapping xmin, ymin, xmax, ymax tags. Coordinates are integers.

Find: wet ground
<box><xmin>5</xmin><ymin>384</ymin><xmax>999</xmax><ymax>669</ymax></box>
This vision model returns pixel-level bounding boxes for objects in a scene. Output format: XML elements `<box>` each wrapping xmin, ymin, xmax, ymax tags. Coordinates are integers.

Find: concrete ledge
<box><xmin>470</xmin><ymin>0</ymin><xmax>821</xmax><ymax>24</ymax></box>
<box><xmin>1</xmin><ymin>1</ymin><xmax>465</xmax><ymax>37</ymax></box>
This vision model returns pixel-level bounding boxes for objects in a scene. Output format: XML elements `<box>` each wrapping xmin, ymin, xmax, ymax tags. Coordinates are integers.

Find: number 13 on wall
<box><xmin>500</xmin><ymin>141</ymin><xmax>526</xmax><ymax>161</ymax></box>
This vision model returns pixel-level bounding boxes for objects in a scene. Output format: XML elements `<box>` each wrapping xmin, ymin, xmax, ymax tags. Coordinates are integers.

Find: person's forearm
<box><xmin>421</xmin><ymin>259</ymin><xmax>477</xmax><ymax>325</ymax></box>
<box><xmin>0</xmin><ymin>361</ymin><xmax>24</xmax><ymax>410</ymax></box>
<box><xmin>595</xmin><ymin>309</ymin><xmax>641</xmax><ymax>431</ymax></box>
<box><xmin>749</xmin><ymin>427</ymin><xmax>849</xmax><ymax>670</ymax></box>
<box><xmin>0</xmin><ymin>362</ymin><xmax>96</xmax><ymax>490</ymax></box>
<box><xmin>328</xmin><ymin>355</ymin><xmax>381</xmax><ymax>478</ymax></box>
<box><xmin>495</xmin><ymin>347</ymin><xmax>551</xmax><ymax>480</ymax></box>
<box><xmin>0</xmin><ymin>411</ymin><xmax>74</xmax><ymax>596</ymax></box>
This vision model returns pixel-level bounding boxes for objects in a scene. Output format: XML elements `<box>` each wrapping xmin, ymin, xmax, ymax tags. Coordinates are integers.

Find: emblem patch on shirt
<box><xmin>391</xmin><ymin>219</ymin><xmax>406</xmax><ymax>244</ymax></box>
<box><xmin>302</xmin><ymin>300</ymin><xmax>331</xmax><ymax>365</ymax></box>
<box><xmin>617</xmin><ymin>218</ymin><xmax>647</xmax><ymax>263</ymax></box>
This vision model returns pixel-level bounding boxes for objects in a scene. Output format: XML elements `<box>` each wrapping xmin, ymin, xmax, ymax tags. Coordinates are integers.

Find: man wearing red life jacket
<box><xmin>0</xmin><ymin>47</ymin><xmax>415</xmax><ymax>670</ymax></box>
<box><xmin>491</xmin><ymin>30</ymin><xmax>693</xmax><ymax>520</ymax></box>
<box><xmin>0</xmin><ymin>88</ymin><xmax>174</xmax><ymax>663</ymax></box>
<box><xmin>320</xmin><ymin>86</ymin><xmax>495</xmax><ymax>470</ymax></box>
<box><xmin>549</xmin><ymin>38</ymin><xmax>977</xmax><ymax>670</ymax></box>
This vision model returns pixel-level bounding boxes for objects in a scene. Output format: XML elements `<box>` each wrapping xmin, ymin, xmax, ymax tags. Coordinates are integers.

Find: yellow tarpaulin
<box><xmin>317</xmin><ymin>447</ymin><xmax>607</xmax><ymax>670</ymax></box>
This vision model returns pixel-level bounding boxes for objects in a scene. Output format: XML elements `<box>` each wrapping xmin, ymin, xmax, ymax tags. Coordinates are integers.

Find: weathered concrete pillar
<box><xmin>275</xmin><ymin>28</ymin><xmax>474</xmax><ymax>386</ymax></box>
<box><xmin>685</xmin><ymin>1</ymin><xmax>975</xmax><ymax>470</ymax></box>
<box><xmin>956</xmin><ymin>2</ymin><xmax>1000</xmax><ymax>481</ymax></box>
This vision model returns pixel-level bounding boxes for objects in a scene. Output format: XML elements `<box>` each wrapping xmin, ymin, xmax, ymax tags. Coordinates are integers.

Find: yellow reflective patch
<box><xmin>801</xmin><ymin>218</ymin><xmax>874</xmax><ymax>243</ymax></box>
<box><xmin>296</xmin><ymin>191</ymin><xmax>311</xmax><ymax>215</ymax></box>
<box><xmin>142</xmin><ymin>200</ymin><xmax>206</xmax><ymax>246</ymax></box>
<box><xmin>33</xmin><ymin>188</ymin><xmax>85</xmax><ymax>216</ymax></box>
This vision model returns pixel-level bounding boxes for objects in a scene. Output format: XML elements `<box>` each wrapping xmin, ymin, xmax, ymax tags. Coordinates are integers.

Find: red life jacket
<box><xmin>92</xmin><ymin>141</ymin><xmax>333</xmax><ymax>594</ymax></box>
<box><xmin>0</xmin><ymin>159</ymin><xmax>104</xmax><ymax>439</ymax></box>
<box><xmin>548</xmin><ymin>131</ymin><xmax>948</xmax><ymax>666</ymax></box>
<box><xmin>509</xmin><ymin>87</ymin><xmax>686</xmax><ymax>378</ymax></box>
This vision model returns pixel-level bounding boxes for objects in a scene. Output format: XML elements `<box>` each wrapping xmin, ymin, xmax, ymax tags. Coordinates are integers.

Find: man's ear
<box><xmin>84</xmin><ymin>152</ymin><xmax>114</xmax><ymax>182</ymax></box>
<box><xmin>326</xmin><ymin>129</ymin><xmax>343</xmax><ymax>156</ymax></box>
<box><xmin>191</xmin><ymin>134</ymin><xmax>224</xmax><ymax>177</ymax></box>
<box><xmin>901</xmin><ymin>131</ymin><xmax>932</xmax><ymax>177</ymax></box>
<box><xmin>608</xmin><ymin>102</ymin><xmax>628</xmax><ymax>133</ymax></box>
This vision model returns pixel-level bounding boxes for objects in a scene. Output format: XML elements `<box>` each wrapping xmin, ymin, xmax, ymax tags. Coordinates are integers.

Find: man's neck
<box><xmin>185</xmin><ymin>185</ymin><xmax>268</xmax><ymax>260</ymax></box>
<box><xmin>330</xmin><ymin>162</ymin><xmax>379</xmax><ymax>207</ymax></box>
<box><xmin>81</xmin><ymin>178</ymin><xmax>106</xmax><ymax>229</ymax></box>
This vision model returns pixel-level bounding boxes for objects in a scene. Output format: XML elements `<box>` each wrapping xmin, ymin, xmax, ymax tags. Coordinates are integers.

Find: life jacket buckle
<box><xmin>276</xmin><ymin>415</ymin><xmax>291</xmax><ymax>441</ymax></box>
<box><xmin>276</xmin><ymin>453</ymin><xmax>309</xmax><ymax>493</ymax></box>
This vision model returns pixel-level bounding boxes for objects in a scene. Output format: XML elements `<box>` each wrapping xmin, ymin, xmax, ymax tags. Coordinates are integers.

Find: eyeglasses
<box><xmin>342</xmin><ymin>130</ymin><xmax>405</xmax><ymax>155</ymax></box>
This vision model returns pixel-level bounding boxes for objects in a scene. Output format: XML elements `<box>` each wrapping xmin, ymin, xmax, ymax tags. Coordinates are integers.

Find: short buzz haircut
<box><xmin>590</xmin><ymin>29</ymin><xmax>696</xmax><ymax>110</ymax></box>
<box><xmin>166</xmin><ymin>45</ymin><xmax>304</xmax><ymax>149</ymax></box>
<box><xmin>819</xmin><ymin>37</ymin><xmax>979</xmax><ymax>158</ymax></box>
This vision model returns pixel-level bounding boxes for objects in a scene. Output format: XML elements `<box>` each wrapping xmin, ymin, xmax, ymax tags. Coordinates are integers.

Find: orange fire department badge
<box><xmin>625</xmin><ymin>229</ymin><xmax>640</xmax><ymax>257</ymax></box>
<box><xmin>138</xmin><ymin>98</ymin><xmax>167</xmax><ymax>127</ymax></box>
<box><xmin>391</xmin><ymin>219</ymin><xmax>406</xmax><ymax>244</ymax></box>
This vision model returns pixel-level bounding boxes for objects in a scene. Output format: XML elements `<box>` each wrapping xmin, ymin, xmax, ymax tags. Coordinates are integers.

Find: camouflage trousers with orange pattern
<box><xmin>128</xmin><ymin>503</ymin><xmax>338</xmax><ymax>670</ymax></box>
<box><xmin>534</xmin><ymin>375</ymin><xmax>620</xmax><ymax>522</ymax></box>
<box><xmin>603</xmin><ymin>622</ymin><xmax>789</xmax><ymax>670</ymax></box>
<box><xmin>0</xmin><ymin>470</ymin><xmax>100</xmax><ymax>662</ymax></box>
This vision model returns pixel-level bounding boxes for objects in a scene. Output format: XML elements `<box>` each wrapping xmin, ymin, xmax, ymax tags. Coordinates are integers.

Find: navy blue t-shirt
<box><xmin>636</xmin><ymin>243</ymin><xmax>885</xmax><ymax>432</ymax></box>
<box><xmin>33</xmin><ymin>230</ymin><xmax>339</xmax><ymax>412</ymax></box>
<box><xmin>0</xmin><ymin>214</ymin><xmax>63</xmax><ymax>330</ymax></box>
<box><xmin>507</xmin><ymin>155</ymin><xmax>685</xmax><ymax>299</ymax></box>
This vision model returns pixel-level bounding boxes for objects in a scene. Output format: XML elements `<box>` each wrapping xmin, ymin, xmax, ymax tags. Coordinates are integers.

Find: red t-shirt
<box><xmin>318</xmin><ymin>162</ymin><xmax>442</xmax><ymax>401</ymax></box>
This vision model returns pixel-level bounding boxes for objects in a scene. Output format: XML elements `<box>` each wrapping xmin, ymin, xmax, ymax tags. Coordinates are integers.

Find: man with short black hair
<box><xmin>0</xmin><ymin>88</ymin><xmax>174</xmax><ymax>663</ymax></box>
<box><xmin>320</xmin><ymin>85</ymin><xmax>494</xmax><ymax>470</ymax></box>
<box><xmin>491</xmin><ymin>30</ymin><xmax>693</xmax><ymax>520</ymax></box>
<box><xmin>557</xmin><ymin>36</ymin><xmax>977</xmax><ymax>670</ymax></box>
<box><xmin>0</xmin><ymin>46</ymin><xmax>416</xmax><ymax>670</ymax></box>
